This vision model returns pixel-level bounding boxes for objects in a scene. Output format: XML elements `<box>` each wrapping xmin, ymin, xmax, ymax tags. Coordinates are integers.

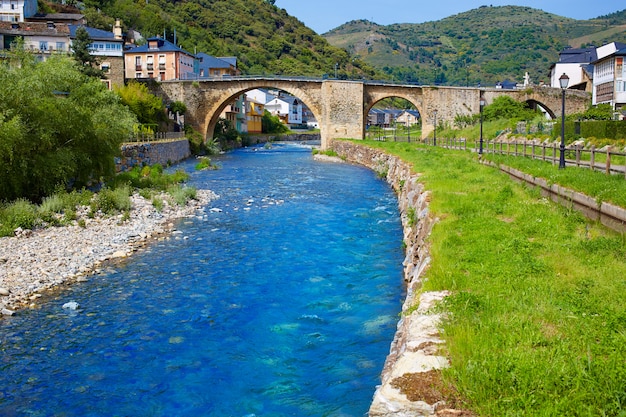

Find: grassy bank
<box><xmin>483</xmin><ymin>153</ymin><xmax>626</xmax><ymax>208</ymax></box>
<box><xmin>356</xmin><ymin>140</ymin><xmax>626</xmax><ymax>416</ymax></box>
<box><xmin>0</xmin><ymin>165</ymin><xmax>196</xmax><ymax>237</ymax></box>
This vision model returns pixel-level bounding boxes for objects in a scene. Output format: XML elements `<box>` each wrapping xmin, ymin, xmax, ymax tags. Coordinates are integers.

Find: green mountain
<box><xmin>323</xmin><ymin>5</ymin><xmax>626</xmax><ymax>86</ymax></box>
<box><xmin>44</xmin><ymin>0</ymin><xmax>382</xmax><ymax>79</ymax></box>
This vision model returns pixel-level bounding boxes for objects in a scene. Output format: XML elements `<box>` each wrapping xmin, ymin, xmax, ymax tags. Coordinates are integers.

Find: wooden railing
<box><xmin>126</xmin><ymin>131</ymin><xmax>185</xmax><ymax>143</ymax></box>
<box><xmin>471</xmin><ymin>139</ymin><xmax>626</xmax><ymax>178</ymax></box>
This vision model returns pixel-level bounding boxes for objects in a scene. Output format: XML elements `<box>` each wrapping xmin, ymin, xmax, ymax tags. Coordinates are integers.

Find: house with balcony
<box><xmin>246</xmin><ymin>98</ymin><xmax>265</xmax><ymax>133</ymax></box>
<box><xmin>124</xmin><ymin>36</ymin><xmax>196</xmax><ymax>81</ymax></box>
<box><xmin>265</xmin><ymin>95</ymin><xmax>302</xmax><ymax>126</ymax></box>
<box><xmin>0</xmin><ymin>20</ymin><xmax>69</xmax><ymax>58</ymax></box>
<box><xmin>0</xmin><ymin>0</ymin><xmax>37</xmax><ymax>23</ymax></box>
<box><xmin>220</xmin><ymin>94</ymin><xmax>247</xmax><ymax>132</ymax></box>
<box><xmin>592</xmin><ymin>46</ymin><xmax>626</xmax><ymax>118</ymax></box>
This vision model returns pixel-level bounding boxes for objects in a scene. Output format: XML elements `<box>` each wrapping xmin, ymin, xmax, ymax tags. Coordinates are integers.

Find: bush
<box><xmin>167</xmin><ymin>185</ymin><xmax>197</xmax><ymax>205</ymax></box>
<box><xmin>90</xmin><ymin>185</ymin><xmax>131</xmax><ymax>215</ymax></box>
<box><xmin>0</xmin><ymin>199</ymin><xmax>38</xmax><ymax>235</ymax></box>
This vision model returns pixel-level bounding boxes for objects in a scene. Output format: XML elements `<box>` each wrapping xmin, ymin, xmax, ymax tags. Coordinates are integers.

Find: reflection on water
<box><xmin>0</xmin><ymin>143</ymin><xmax>404</xmax><ymax>417</ymax></box>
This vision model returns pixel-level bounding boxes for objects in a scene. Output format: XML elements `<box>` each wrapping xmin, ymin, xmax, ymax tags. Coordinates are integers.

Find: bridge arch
<box><xmin>202</xmin><ymin>84</ymin><xmax>324</xmax><ymax>142</ymax></box>
<box><xmin>524</xmin><ymin>99</ymin><xmax>556</xmax><ymax>119</ymax></box>
<box><xmin>154</xmin><ymin>79</ymin><xmax>590</xmax><ymax>150</ymax></box>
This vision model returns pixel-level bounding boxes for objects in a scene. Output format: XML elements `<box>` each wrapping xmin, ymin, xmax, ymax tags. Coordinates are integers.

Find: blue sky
<box><xmin>274</xmin><ymin>0</ymin><xmax>625</xmax><ymax>34</ymax></box>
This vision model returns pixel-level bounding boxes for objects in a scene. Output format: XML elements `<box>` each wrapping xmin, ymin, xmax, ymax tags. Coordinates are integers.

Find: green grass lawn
<box><xmin>355</xmin><ymin>140</ymin><xmax>626</xmax><ymax>416</ymax></box>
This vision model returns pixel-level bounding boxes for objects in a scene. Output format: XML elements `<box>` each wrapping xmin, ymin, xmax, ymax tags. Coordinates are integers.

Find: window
<box><xmin>617</xmin><ymin>58</ymin><xmax>623</xmax><ymax>78</ymax></box>
<box><xmin>56</xmin><ymin>42</ymin><xmax>65</xmax><ymax>51</ymax></box>
<box><xmin>147</xmin><ymin>55</ymin><xmax>154</xmax><ymax>70</ymax></box>
<box><xmin>135</xmin><ymin>56</ymin><xmax>142</xmax><ymax>71</ymax></box>
<box><xmin>39</xmin><ymin>41</ymin><xmax>48</xmax><ymax>51</ymax></box>
<box><xmin>158</xmin><ymin>55</ymin><xmax>165</xmax><ymax>70</ymax></box>
<box><xmin>101</xmin><ymin>62</ymin><xmax>110</xmax><ymax>72</ymax></box>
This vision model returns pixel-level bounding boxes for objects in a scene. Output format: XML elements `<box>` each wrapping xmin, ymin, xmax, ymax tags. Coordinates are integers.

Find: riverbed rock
<box><xmin>0</xmin><ymin>189</ymin><xmax>218</xmax><ymax>312</ymax></box>
<box><xmin>0</xmin><ymin>288</ymin><xmax>9</xmax><ymax>296</ymax></box>
<box><xmin>62</xmin><ymin>301</ymin><xmax>80</xmax><ymax>310</ymax></box>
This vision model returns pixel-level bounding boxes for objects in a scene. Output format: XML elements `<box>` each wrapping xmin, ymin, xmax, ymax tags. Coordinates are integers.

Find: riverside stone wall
<box><xmin>330</xmin><ymin>140</ymin><xmax>451</xmax><ymax>416</ymax></box>
<box><xmin>116</xmin><ymin>139</ymin><xmax>191</xmax><ymax>172</ymax></box>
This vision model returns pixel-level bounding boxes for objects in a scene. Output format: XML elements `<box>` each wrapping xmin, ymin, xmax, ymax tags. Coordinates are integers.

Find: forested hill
<box><xmin>324</xmin><ymin>5</ymin><xmax>626</xmax><ymax>86</ymax></box>
<box><xmin>43</xmin><ymin>0</ymin><xmax>381</xmax><ymax>79</ymax></box>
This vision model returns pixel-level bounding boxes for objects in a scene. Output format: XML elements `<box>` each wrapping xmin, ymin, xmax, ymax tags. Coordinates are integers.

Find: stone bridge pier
<box><xmin>154</xmin><ymin>78</ymin><xmax>590</xmax><ymax>150</ymax></box>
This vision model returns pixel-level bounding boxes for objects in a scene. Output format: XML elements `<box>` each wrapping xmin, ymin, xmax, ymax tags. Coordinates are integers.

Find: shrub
<box><xmin>167</xmin><ymin>185</ymin><xmax>197</xmax><ymax>205</ymax></box>
<box><xmin>91</xmin><ymin>185</ymin><xmax>131</xmax><ymax>215</ymax></box>
<box><xmin>0</xmin><ymin>199</ymin><xmax>38</xmax><ymax>235</ymax></box>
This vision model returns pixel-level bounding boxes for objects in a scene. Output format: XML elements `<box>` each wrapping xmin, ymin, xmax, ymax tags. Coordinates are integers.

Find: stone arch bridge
<box><xmin>154</xmin><ymin>77</ymin><xmax>590</xmax><ymax>149</ymax></box>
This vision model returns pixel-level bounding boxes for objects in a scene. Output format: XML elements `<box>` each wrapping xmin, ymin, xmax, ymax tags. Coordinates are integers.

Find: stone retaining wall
<box><xmin>329</xmin><ymin>140</ymin><xmax>450</xmax><ymax>416</ymax></box>
<box><xmin>116</xmin><ymin>139</ymin><xmax>191</xmax><ymax>172</ymax></box>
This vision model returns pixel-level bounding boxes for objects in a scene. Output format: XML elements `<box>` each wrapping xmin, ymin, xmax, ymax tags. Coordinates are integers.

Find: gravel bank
<box><xmin>0</xmin><ymin>190</ymin><xmax>218</xmax><ymax>315</ymax></box>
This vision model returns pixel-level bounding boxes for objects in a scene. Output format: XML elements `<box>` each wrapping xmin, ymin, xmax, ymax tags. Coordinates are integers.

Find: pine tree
<box><xmin>72</xmin><ymin>26</ymin><xmax>105</xmax><ymax>79</ymax></box>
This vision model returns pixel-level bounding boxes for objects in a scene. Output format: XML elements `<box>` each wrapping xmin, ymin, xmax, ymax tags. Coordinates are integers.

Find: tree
<box><xmin>482</xmin><ymin>96</ymin><xmax>537</xmax><ymax>122</ymax></box>
<box><xmin>115</xmin><ymin>81</ymin><xmax>166</xmax><ymax>126</ymax></box>
<box><xmin>0</xmin><ymin>52</ymin><xmax>136</xmax><ymax>202</ymax></box>
<box><xmin>72</xmin><ymin>26</ymin><xmax>105</xmax><ymax>78</ymax></box>
<box><xmin>262</xmin><ymin>110</ymin><xmax>288</xmax><ymax>134</ymax></box>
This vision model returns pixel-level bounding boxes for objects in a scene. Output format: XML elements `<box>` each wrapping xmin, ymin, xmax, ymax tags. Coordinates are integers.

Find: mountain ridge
<box><xmin>323</xmin><ymin>5</ymin><xmax>626</xmax><ymax>86</ymax></box>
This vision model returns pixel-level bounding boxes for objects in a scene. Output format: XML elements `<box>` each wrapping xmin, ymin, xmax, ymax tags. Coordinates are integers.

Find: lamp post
<box><xmin>433</xmin><ymin>110</ymin><xmax>438</xmax><ymax>146</ymax></box>
<box><xmin>479</xmin><ymin>97</ymin><xmax>485</xmax><ymax>155</ymax></box>
<box><xmin>559</xmin><ymin>73</ymin><xmax>569</xmax><ymax>169</ymax></box>
<box><xmin>334</xmin><ymin>63</ymin><xmax>338</xmax><ymax>78</ymax></box>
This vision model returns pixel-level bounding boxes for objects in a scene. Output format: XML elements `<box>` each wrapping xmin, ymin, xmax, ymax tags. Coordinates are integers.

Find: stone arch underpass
<box><xmin>154</xmin><ymin>78</ymin><xmax>590</xmax><ymax>150</ymax></box>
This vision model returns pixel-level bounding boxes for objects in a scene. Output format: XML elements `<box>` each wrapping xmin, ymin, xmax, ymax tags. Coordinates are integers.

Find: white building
<box><xmin>265</xmin><ymin>95</ymin><xmax>302</xmax><ymax>125</ymax></box>
<box><xmin>0</xmin><ymin>21</ymin><xmax>70</xmax><ymax>56</ymax></box>
<box><xmin>0</xmin><ymin>0</ymin><xmax>37</xmax><ymax>23</ymax></box>
<box><xmin>245</xmin><ymin>89</ymin><xmax>276</xmax><ymax>106</ymax></box>
<box><xmin>592</xmin><ymin>46</ymin><xmax>626</xmax><ymax>117</ymax></box>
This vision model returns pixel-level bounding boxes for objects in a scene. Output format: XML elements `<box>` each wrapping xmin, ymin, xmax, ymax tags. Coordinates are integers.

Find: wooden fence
<box><xmin>127</xmin><ymin>131</ymin><xmax>185</xmax><ymax>143</ymax></box>
<box><xmin>419</xmin><ymin>137</ymin><xmax>626</xmax><ymax>179</ymax></box>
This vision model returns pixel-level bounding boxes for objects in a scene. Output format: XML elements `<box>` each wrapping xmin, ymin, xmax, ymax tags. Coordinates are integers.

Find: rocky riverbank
<box><xmin>329</xmin><ymin>140</ymin><xmax>471</xmax><ymax>416</ymax></box>
<box><xmin>0</xmin><ymin>190</ymin><xmax>217</xmax><ymax>315</ymax></box>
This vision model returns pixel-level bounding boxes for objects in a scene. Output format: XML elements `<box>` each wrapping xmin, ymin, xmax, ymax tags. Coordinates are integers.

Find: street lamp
<box><xmin>334</xmin><ymin>63</ymin><xmax>338</xmax><ymax>78</ymax></box>
<box><xmin>559</xmin><ymin>73</ymin><xmax>569</xmax><ymax>169</ymax></box>
<box><xmin>479</xmin><ymin>97</ymin><xmax>485</xmax><ymax>155</ymax></box>
<box><xmin>433</xmin><ymin>110</ymin><xmax>438</xmax><ymax>146</ymax></box>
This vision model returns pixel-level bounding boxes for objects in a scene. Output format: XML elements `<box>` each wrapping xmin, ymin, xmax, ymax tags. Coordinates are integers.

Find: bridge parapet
<box><xmin>152</xmin><ymin>78</ymin><xmax>590</xmax><ymax>149</ymax></box>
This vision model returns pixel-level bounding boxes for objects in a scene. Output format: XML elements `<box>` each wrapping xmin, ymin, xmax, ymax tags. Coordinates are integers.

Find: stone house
<box><xmin>69</xmin><ymin>21</ymin><xmax>124</xmax><ymax>89</ymax></box>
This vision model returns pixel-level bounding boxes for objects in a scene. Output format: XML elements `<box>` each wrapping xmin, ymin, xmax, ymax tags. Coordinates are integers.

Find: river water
<box><xmin>0</xmin><ymin>142</ymin><xmax>404</xmax><ymax>417</ymax></box>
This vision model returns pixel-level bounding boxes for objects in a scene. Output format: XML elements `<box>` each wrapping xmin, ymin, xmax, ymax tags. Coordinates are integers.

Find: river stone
<box><xmin>2</xmin><ymin>308</ymin><xmax>15</xmax><ymax>316</ymax></box>
<box><xmin>62</xmin><ymin>301</ymin><xmax>80</xmax><ymax>310</ymax></box>
<box><xmin>0</xmin><ymin>288</ymin><xmax>9</xmax><ymax>296</ymax></box>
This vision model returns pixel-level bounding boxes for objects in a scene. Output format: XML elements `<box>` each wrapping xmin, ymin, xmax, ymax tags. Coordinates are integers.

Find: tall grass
<box><xmin>357</xmin><ymin>140</ymin><xmax>626</xmax><ymax>416</ymax></box>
